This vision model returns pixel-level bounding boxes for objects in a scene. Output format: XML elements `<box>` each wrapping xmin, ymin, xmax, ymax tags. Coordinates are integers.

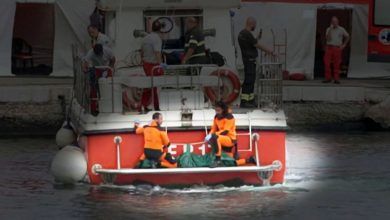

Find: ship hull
<box><xmin>82</xmin><ymin>130</ymin><xmax>286</xmax><ymax>186</ymax></box>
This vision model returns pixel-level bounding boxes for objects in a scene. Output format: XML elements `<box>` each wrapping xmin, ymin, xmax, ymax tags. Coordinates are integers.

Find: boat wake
<box><xmin>96</xmin><ymin>180</ymin><xmax>308</xmax><ymax>195</ymax></box>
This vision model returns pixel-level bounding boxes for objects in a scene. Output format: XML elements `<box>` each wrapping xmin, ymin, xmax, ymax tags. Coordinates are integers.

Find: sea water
<box><xmin>0</xmin><ymin>132</ymin><xmax>389</xmax><ymax>219</ymax></box>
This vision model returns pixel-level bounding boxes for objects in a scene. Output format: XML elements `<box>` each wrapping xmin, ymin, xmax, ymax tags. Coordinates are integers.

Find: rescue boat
<box><xmin>56</xmin><ymin>63</ymin><xmax>287</xmax><ymax>187</ymax></box>
<box><xmin>51</xmin><ymin>0</ymin><xmax>287</xmax><ymax>187</ymax></box>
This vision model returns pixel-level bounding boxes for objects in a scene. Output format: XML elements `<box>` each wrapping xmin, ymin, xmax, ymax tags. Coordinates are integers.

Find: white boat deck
<box><xmin>0</xmin><ymin>77</ymin><xmax>388</xmax><ymax>103</ymax></box>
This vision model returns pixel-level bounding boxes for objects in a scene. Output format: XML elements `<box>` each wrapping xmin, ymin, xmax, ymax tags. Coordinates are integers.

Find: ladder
<box><xmin>256</xmin><ymin>29</ymin><xmax>286</xmax><ymax>110</ymax></box>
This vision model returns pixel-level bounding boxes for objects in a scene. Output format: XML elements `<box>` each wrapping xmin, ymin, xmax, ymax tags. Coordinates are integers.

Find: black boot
<box><xmin>246</xmin><ymin>156</ymin><xmax>257</xmax><ymax>165</ymax></box>
<box><xmin>143</xmin><ymin>107</ymin><xmax>151</xmax><ymax>113</ymax></box>
<box><xmin>249</xmin><ymin>99</ymin><xmax>258</xmax><ymax>107</ymax></box>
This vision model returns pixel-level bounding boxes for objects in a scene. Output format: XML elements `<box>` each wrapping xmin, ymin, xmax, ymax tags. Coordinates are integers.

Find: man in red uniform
<box><xmin>140</xmin><ymin>20</ymin><xmax>165</xmax><ymax>112</ymax></box>
<box><xmin>323</xmin><ymin>16</ymin><xmax>350</xmax><ymax>84</ymax></box>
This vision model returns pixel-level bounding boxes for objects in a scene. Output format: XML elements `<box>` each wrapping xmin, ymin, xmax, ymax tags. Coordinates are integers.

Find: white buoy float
<box><xmin>55</xmin><ymin>122</ymin><xmax>76</xmax><ymax>148</ymax></box>
<box><xmin>50</xmin><ymin>145</ymin><xmax>87</xmax><ymax>184</ymax></box>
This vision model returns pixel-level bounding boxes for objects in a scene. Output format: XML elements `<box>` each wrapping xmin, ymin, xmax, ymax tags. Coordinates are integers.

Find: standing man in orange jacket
<box><xmin>205</xmin><ymin>101</ymin><xmax>256</xmax><ymax>168</ymax></box>
<box><xmin>135</xmin><ymin>112</ymin><xmax>177</xmax><ymax>168</ymax></box>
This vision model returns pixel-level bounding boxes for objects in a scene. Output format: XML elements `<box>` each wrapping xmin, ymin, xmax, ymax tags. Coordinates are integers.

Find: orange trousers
<box><xmin>214</xmin><ymin>135</ymin><xmax>246</xmax><ymax>166</ymax></box>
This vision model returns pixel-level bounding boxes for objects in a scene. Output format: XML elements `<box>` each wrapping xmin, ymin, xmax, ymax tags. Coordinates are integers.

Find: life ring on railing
<box><xmin>122</xmin><ymin>87</ymin><xmax>145</xmax><ymax>111</ymax></box>
<box><xmin>121</xmin><ymin>73</ymin><xmax>152</xmax><ymax>111</ymax></box>
<box><xmin>204</xmin><ymin>68</ymin><xmax>241</xmax><ymax>104</ymax></box>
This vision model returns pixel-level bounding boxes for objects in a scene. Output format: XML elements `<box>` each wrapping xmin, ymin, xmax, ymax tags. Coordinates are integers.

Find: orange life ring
<box><xmin>122</xmin><ymin>87</ymin><xmax>144</xmax><ymax>111</ymax></box>
<box><xmin>204</xmin><ymin>69</ymin><xmax>241</xmax><ymax>104</ymax></box>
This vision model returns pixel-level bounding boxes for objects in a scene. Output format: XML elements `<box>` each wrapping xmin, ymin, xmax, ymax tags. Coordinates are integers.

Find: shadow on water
<box><xmin>0</xmin><ymin>131</ymin><xmax>390</xmax><ymax>219</ymax></box>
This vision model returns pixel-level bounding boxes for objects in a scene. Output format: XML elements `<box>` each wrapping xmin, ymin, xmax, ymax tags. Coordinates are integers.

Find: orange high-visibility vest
<box><xmin>210</xmin><ymin>113</ymin><xmax>237</xmax><ymax>140</ymax></box>
<box><xmin>136</xmin><ymin>121</ymin><xmax>170</xmax><ymax>151</ymax></box>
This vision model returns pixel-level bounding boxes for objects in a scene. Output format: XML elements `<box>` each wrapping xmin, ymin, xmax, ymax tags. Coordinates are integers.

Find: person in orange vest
<box><xmin>205</xmin><ymin>101</ymin><xmax>256</xmax><ymax>168</ymax></box>
<box><xmin>135</xmin><ymin>112</ymin><xmax>177</xmax><ymax>168</ymax></box>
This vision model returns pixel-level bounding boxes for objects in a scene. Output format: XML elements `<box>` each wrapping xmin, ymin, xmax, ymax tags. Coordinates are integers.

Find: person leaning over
<box><xmin>135</xmin><ymin>113</ymin><xmax>177</xmax><ymax>169</ymax></box>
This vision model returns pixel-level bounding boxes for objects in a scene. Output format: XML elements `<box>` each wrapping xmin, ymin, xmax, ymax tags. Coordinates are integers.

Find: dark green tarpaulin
<box><xmin>137</xmin><ymin>144</ymin><xmax>237</xmax><ymax>168</ymax></box>
<box><xmin>177</xmin><ymin>151</ymin><xmax>236</xmax><ymax>168</ymax></box>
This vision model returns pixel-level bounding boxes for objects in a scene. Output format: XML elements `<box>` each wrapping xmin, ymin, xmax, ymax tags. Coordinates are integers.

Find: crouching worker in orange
<box><xmin>205</xmin><ymin>101</ymin><xmax>256</xmax><ymax>168</ymax></box>
<box><xmin>135</xmin><ymin>112</ymin><xmax>177</xmax><ymax>168</ymax></box>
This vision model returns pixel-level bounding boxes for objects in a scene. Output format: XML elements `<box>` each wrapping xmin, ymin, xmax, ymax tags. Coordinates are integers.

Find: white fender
<box><xmin>50</xmin><ymin>146</ymin><xmax>87</xmax><ymax>184</ymax></box>
<box><xmin>55</xmin><ymin>123</ymin><xmax>76</xmax><ymax>147</ymax></box>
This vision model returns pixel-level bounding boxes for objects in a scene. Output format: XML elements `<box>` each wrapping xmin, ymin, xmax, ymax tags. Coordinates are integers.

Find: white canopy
<box><xmin>232</xmin><ymin>2</ymin><xmax>390</xmax><ymax>78</ymax></box>
<box><xmin>0</xmin><ymin>0</ymin><xmax>93</xmax><ymax>76</ymax></box>
<box><xmin>99</xmin><ymin>0</ymin><xmax>241</xmax><ymax>9</ymax></box>
<box><xmin>1</xmin><ymin>0</ymin><xmax>389</xmax><ymax>78</ymax></box>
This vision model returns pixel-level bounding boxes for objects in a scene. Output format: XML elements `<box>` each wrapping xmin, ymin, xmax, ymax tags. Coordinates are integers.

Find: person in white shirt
<box><xmin>82</xmin><ymin>44</ymin><xmax>116</xmax><ymax>115</ymax></box>
<box><xmin>87</xmin><ymin>25</ymin><xmax>112</xmax><ymax>48</ymax></box>
<box><xmin>323</xmin><ymin>16</ymin><xmax>350</xmax><ymax>84</ymax></box>
<box><xmin>140</xmin><ymin>20</ymin><xmax>165</xmax><ymax>112</ymax></box>
<box><xmin>82</xmin><ymin>44</ymin><xmax>115</xmax><ymax>71</ymax></box>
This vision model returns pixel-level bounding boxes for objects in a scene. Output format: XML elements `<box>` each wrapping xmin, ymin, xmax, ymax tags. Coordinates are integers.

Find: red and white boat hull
<box><xmin>83</xmin><ymin>129</ymin><xmax>286</xmax><ymax>186</ymax></box>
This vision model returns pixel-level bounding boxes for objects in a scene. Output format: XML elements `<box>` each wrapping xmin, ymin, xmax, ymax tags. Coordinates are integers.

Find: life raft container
<box><xmin>204</xmin><ymin>68</ymin><xmax>241</xmax><ymax>104</ymax></box>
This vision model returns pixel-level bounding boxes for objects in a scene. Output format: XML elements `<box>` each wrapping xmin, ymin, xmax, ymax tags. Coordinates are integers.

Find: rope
<box><xmin>202</xmin><ymin>109</ymin><xmax>208</xmax><ymax>135</ymax></box>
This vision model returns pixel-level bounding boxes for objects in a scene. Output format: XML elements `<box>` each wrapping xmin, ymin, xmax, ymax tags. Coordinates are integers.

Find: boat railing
<box><xmin>72</xmin><ymin>52</ymin><xmax>224</xmax><ymax>114</ymax></box>
<box><xmin>149</xmin><ymin>64</ymin><xmax>221</xmax><ymax>111</ymax></box>
<box><xmin>94</xmin><ymin>162</ymin><xmax>282</xmax><ymax>186</ymax></box>
<box><xmin>72</xmin><ymin>45</ymin><xmax>90</xmax><ymax>113</ymax></box>
<box><xmin>72</xmin><ymin>44</ymin><xmax>283</xmax><ymax>116</ymax></box>
<box><xmin>257</xmin><ymin>46</ymin><xmax>284</xmax><ymax>111</ymax></box>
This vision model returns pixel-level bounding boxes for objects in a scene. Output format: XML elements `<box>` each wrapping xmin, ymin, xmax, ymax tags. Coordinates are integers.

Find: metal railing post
<box><xmin>114</xmin><ymin>136</ymin><xmax>122</xmax><ymax>169</ymax></box>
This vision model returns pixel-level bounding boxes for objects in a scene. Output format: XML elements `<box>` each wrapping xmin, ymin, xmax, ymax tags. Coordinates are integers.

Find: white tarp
<box><xmin>233</xmin><ymin>2</ymin><xmax>390</xmax><ymax>79</ymax></box>
<box><xmin>1</xmin><ymin>0</ymin><xmax>389</xmax><ymax>78</ymax></box>
<box><xmin>0</xmin><ymin>0</ymin><xmax>93</xmax><ymax>77</ymax></box>
<box><xmin>348</xmin><ymin>4</ymin><xmax>390</xmax><ymax>78</ymax></box>
<box><xmin>232</xmin><ymin>2</ymin><xmax>317</xmax><ymax>78</ymax></box>
<box><xmin>53</xmin><ymin>0</ymin><xmax>93</xmax><ymax>76</ymax></box>
<box><xmin>204</xmin><ymin>9</ymin><xmax>236</xmax><ymax>68</ymax></box>
<box><xmin>0</xmin><ymin>0</ymin><xmax>16</xmax><ymax>75</ymax></box>
<box><xmin>100</xmin><ymin>0</ymin><xmax>240</xmax><ymax>9</ymax></box>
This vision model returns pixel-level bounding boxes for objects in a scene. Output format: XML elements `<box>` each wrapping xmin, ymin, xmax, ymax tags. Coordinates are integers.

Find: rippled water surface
<box><xmin>0</xmin><ymin>132</ymin><xmax>389</xmax><ymax>219</ymax></box>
